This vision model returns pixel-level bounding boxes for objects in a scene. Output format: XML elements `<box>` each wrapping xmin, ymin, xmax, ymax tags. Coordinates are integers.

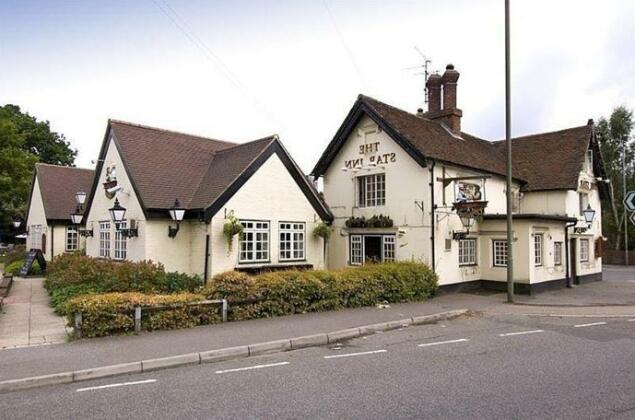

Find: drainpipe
<box><xmin>564</xmin><ymin>220</ymin><xmax>576</xmax><ymax>288</ymax></box>
<box><xmin>429</xmin><ymin>161</ymin><xmax>436</xmax><ymax>272</ymax></box>
<box><xmin>203</xmin><ymin>233</ymin><xmax>210</xmax><ymax>285</ymax></box>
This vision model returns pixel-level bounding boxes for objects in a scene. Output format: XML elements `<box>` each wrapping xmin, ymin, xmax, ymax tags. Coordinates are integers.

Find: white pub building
<box><xmin>311</xmin><ymin>65</ymin><xmax>606</xmax><ymax>294</ymax></box>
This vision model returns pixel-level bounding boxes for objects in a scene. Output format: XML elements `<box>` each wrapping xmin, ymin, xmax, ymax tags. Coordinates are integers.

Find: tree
<box><xmin>596</xmin><ymin>106</ymin><xmax>634</xmax><ymax>250</ymax></box>
<box><xmin>0</xmin><ymin>105</ymin><xmax>77</xmax><ymax>241</ymax></box>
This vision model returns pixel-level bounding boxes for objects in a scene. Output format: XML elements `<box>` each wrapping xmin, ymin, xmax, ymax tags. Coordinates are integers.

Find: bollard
<box><xmin>134</xmin><ymin>306</ymin><xmax>142</xmax><ymax>333</ymax></box>
<box><xmin>221</xmin><ymin>299</ymin><xmax>228</xmax><ymax>322</ymax></box>
<box><xmin>74</xmin><ymin>312</ymin><xmax>82</xmax><ymax>339</ymax></box>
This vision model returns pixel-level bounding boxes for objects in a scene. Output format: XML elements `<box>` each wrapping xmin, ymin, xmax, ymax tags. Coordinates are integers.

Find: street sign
<box><xmin>624</xmin><ymin>191</ymin><xmax>635</xmax><ymax>212</ymax></box>
<box><xmin>630</xmin><ymin>211</ymin><xmax>635</xmax><ymax>226</ymax></box>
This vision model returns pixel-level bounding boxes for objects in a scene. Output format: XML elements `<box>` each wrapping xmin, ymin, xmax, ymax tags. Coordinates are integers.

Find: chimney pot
<box><xmin>587</xmin><ymin>118</ymin><xmax>594</xmax><ymax>126</ymax></box>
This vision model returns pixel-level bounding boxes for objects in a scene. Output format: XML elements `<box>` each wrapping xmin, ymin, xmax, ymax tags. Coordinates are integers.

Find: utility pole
<box><xmin>624</xmin><ymin>136</ymin><xmax>629</xmax><ymax>265</ymax></box>
<box><xmin>505</xmin><ymin>0</ymin><xmax>514</xmax><ymax>302</ymax></box>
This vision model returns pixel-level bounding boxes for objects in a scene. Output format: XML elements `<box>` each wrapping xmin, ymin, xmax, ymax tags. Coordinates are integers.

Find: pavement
<box><xmin>0</xmin><ymin>265</ymin><xmax>633</xmax><ymax>387</ymax></box>
<box><xmin>0</xmin><ymin>276</ymin><xmax>67</xmax><ymax>349</ymax></box>
<box><xmin>1</xmin><ymin>310</ymin><xmax>633</xmax><ymax>419</ymax></box>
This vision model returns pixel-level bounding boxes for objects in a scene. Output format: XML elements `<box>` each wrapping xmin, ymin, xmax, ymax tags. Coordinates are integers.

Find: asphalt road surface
<box><xmin>1</xmin><ymin>312</ymin><xmax>634</xmax><ymax>419</ymax></box>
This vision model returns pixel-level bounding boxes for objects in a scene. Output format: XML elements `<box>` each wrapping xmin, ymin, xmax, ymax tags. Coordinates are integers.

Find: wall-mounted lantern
<box><xmin>109</xmin><ymin>198</ymin><xmax>138</xmax><ymax>237</ymax></box>
<box><xmin>12</xmin><ymin>219</ymin><xmax>21</xmax><ymax>229</ymax></box>
<box><xmin>70</xmin><ymin>204</ymin><xmax>84</xmax><ymax>225</ymax></box>
<box><xmin>75</xmin><ymin>191</ymin><xmax>87</xmax><ymax>205</ymax></box>
<box><xmin>583</xmin><ymin>204</ymin><xmax>596</xmax><ymax>225</ymax></box>
<box><xmin>168</xmin><ymin>198</ymin><xmax>185</xmax><ymax>238</ymax></box>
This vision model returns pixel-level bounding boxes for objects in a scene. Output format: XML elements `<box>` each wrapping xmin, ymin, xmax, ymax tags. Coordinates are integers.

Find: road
<box><xmin>1</xmin><ymin>311</ymin><xmax>634</xmax><ymax>419</ymax></box>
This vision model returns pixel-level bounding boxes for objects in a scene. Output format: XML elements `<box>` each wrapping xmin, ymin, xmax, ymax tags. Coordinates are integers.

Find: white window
<box><xmin>114</xmin><ymin>221</ymin><xmax>127</xmax><ymax>260</ymax></box>
<box><xmin>279</xmin><ymin>222</ymin><xmax>305</xmax><ymax>261</ymax></box>
<box><xmin>240</xmin><ymin>221</ymin><xmax>269</xmax><ymax>263</ymax></box>
<box><xmin>554</xmin><ymin>241</ymin><xmax>563</xmax><ymax>266</ymax></box>
<box><xmin>99</xmin><ymin>221</ymin><xmax>110</xmax><ymax>258</ymax></box>
<box><xmin>493</xmin><ymin>240</ymin><xmax>508</xmax><ymax>267</ymax></box>
<box><xmin>580</xmin><ymin>238</ymin><xmax>589</xmax><ymax>262</ymax></box>
<box><xmin>357</xmin><ymin>173</ymin><xmax>386</xmax><ymax>207</ymax></box>
<box><xmin>30</xmin><ymin>225</ymin><xmax>42</xmax><ymax>250</ymax></box>
<box><xmin>382</xmin><ymin>236</ymin><xmax>396</xmax><ymax>262</ymax></box>
<box><xmin>350</xmin><ymin>235</ymin><xmax>363</xmax><ymax>265</ymax></box>
<box><xmin>534</xmin><ymin>234</ymin><xmax>543</xmax><ymax>266</ymax></box>
<box><xmin>65</xmin><ymin>226</ymin><xmax>79</xmax><ymax>252</ymax></box>
<box><xmin>459</xmin><ymin>238</ymin><xmax>477</xmax><ymax>266</ymax></box>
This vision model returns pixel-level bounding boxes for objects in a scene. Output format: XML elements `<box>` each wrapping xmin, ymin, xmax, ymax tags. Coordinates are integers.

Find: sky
<box><xmin>1</xmin><ymin>0</ymin><xmax>633</xmax><ymax>173</ymax></box>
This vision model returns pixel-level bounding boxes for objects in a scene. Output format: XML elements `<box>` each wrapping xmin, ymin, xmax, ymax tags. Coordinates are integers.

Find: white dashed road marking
<box><xmin>573</xmin><ymin>322</ymin><xmax>607</xmax><ymax>328</ymax></box>
<box><xmin>324</xmin><ymin>349</ymin><xmax>387</xmax><ymax>359</ymax></box>
<box><xmin>628</xmin><ymin>319</ymin><xmax>635</xmax><ymax>322</ymax></box>
<box><xmin>76</xmin><ymin>379</ymin><xmax>157</xmax><ymax>392</ymax></box>
<box><xmin>499</xmin><ymin>329</ymin><xmax>544</xmax><ymax>337</ymax></box>
<box><xmin>417</xmin><ymin>338</ymin><xmax>469</xmax><ymax>348</ymax></box>
<box><xmin>215</xmin><ymin>362</ymin><xmax>289</xmax><ymax>374</ymax></box>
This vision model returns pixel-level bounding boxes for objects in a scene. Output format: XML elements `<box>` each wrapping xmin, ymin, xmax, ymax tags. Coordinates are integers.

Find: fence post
<box><xmin>221</xmin><ymin>299</ymin><xmax>228</xmax><ymax>323</ymax></box>
<box><xmin>134</xmin><ymin>306</ymin><xmax>142</xmax><ymax>333</ymax></box>
<box><xmin>74</xmin><ymin>312</ymin><xmax>82</xmax><ymax>339</ymax></box>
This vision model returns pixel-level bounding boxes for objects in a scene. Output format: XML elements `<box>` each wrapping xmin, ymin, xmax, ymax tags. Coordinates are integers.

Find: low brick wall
<box><xmin>603</xmin><ymin>250</ymin><xmax>635</xmax><ymax>265</ymax></box>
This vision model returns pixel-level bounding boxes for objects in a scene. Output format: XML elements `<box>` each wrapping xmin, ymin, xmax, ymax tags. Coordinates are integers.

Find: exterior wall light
<box><xmin>168</xmin><ymin>198</ymin><xmax>185</xmax><ymax>238</ymax></box>
<box><xmin>12</xmin><ymin>219</ymin><xmax>21</xmax><ymax>229</ymax></box>
<box><xmin>583</xmin><ymin>204</ymin><xmax>596</xmax><ymax>225</ymax></box>
<box><xmin>75</xmin><ymin>191</ymin><xmax>87</xmax><ymax>205</ymax></box>
<box><xmin>70</xmin><ymin>204</ymin><xmax>84</xmax><ymax>225</ymax></box>
<box><xmin>109</xmin><ymin>198</ymin><xmax>138</xmax><ymax>237</ymax></box>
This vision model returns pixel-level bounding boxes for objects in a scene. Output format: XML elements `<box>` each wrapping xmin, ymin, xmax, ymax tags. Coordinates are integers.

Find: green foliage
<box><xmin>597</xmin><ymin>106</ymin><xmax>635</xmax><ymax>250</ymax></box>
<box><xmin>223</xmin><ymin>214</ymin><xmax>243</xmax><ymax>253</ymax></box>
<box><xmin>312</xmin><ymin>222</ymin><xmax>332</xmax><ymax>240</ymax></box>
<box><xmin>44</xmin><ymin>253</ymin><xmax>202</xmax><ymax>312</ymax></box>
<box><xmin>64</xmin><ymin>292</ymin><xmax>219</xmax><ymax>338</ymax></box>
<box><xmin>205</xmin><ymin>262</ymin><xmax>437</xmax><ymax>321</ymax></box>
<box><xmin>0</xmin><ymin>105</ymin><xmax>77</xmax><ymax>231</ymax></box>
<box><xmin>4</xmin><ymin>258</ymin><xmax>41</xmax><ymax>276</ymax></box>
<box><xmin>345</xmin><ymin>215</ymin><xmax>393</xmax><ymax>228</ymax></box>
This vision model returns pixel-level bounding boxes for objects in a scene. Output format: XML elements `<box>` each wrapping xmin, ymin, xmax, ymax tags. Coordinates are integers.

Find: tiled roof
<box><xmin>492</xmin><ymin>125</ymin><xmax>592</xmax><ymax>191</ymax></box>
<box><xmin>313</xmin><ymin>95</ymin><xmax>594</xmax><ymax>192</ymax></box>
<box><xmin>35</xmin><ymin>164</ymin><xmax>94</xmax><ymax>221</ymax></box>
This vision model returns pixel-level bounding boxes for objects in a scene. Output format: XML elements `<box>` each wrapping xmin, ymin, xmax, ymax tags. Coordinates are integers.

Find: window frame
<box><xmin>554</xmin><ymin>241</ymin><xmax>563</xmax><ymax>266</ymax></box>
<box><xmin>65</xmin><ymin>226</ymin><xmax>79</xmax><ymax>252</ymax></box>
<box><xmin>30</xmin><ymin>224</ymin><xmax>43</xmax><ymax>250</ymax></box>
<box><xmin>350</xmin><ymin>235</ymin><xmax>363</xmax><ymax>266</ymax></box>
<box><xmin>99</xmin><ymin>221</ymin><xmax>111</xmax><ymax>258</ymax></box>
<box><xmin>492</xmin><ymin>239</ymin><xmax>508</xmax><ymax>267</ymax></box>
<box><xmin>579</xmin><ymin>238</ymin><xmax>590</xmax><ymax>262</ymax></box>
<box><xmin>579</xmin><ymin>192</ymin><xmax>589</xmax><ymax>216</ymax></box>
<box><xmin>113</xmin><ymin>220</ymin><xmax>127</xmax><ymax>261</ymax></box>
<box><xmin>278</xmin><ymin>222</ymin><xmax>306</xmax><ymax>262</ymax></box>
<box><xmin>458</xmin><ymin>238</ymin><xmax>477</xmax><ymax>266</ymax></box>
<box><xmin>382</xmin><ymin>235</ymin><xmax>396</xmax><ymax>262</ymax></box>
<box><xmin>239</xmin><ymin>220</ymin><xmax>270</xmax><ymax>264</ymax></box>
<box><xmin>534</xmin><ymin>234</ymin><xmax>543</xmax><ymax>267</ymax></box>
<box><xmin>357</xmin><ymin>173</ymin><xmax>386</xmax><ymax>208</ymax></box>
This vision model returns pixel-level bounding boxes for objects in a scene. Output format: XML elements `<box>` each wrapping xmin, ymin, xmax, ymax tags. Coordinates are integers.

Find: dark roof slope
<box><xmin>492</xmin><ymin>125</ymin><xmax>592</xmax><ymax>191</ymax></box>
<box><xmin>360</xmin><ymin>95</ymin><xmax>511</xmax><ymax>178</ymax></box>
<box><xmin>35</xmin><ymin>164</ymin><xmax>94</xmax><ymax>222</ymax></box>
<box><xmin>109</xmin><ymin>120</ymin><xmax>237</xmax><ymax>210</ymax></box>
<box><xmin>92</xmin><ymin>120</ymin><xmax>332</xmax><ymax>221</ymax></box>
<box><xmin>312</xmin><ymin>95</ymin><xmax>594</xmax><ymax>192</ymax></box>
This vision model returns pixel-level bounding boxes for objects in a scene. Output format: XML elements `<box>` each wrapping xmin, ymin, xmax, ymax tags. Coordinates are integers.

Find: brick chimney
<box><xmin>424</xmin><ymin>64</ymin><xmax>463</xmax><ymax>135</ymax></box>
<box><xmin>426</xmin><ymin>73</ymin><xmax>442</xmax><ymax>113</ymax></box>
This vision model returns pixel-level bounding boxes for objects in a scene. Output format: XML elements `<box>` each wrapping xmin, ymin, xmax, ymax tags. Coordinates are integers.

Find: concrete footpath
<box><xmin>0</xmin><ymin>277</ymin><xmax>67</xmax><ymax>349</ymax></box>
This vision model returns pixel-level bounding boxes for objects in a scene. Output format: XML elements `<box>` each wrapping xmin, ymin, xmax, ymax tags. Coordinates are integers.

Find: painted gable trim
<box><xmin>204</xmin><ymin>139</ymin><xmax>333</xmax><ymax>222</ymax></box>
<box><xmin>311</xmin><ymin>97</ymin><xmax>428</xmax><ymax>177</ymax></box>
<box><xmin>24</xmin><ymin>168</ymin><xmax>42</xmax><ymax>225</ymax></box>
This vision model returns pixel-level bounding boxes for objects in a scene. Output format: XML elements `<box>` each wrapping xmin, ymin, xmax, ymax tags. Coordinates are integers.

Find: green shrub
<box><xmin>4</xmin><ymin>259</ymin><xmax>41</xmax><ymax>276</ymax></box>
<box><xmin>45</xmin><ymin>253</ymin><xmax>202</xmax><ymax>310</ymax></box>
<box><xmin>205</xmin><ymin>262</ymin><xmax>437</xmax><ymax>321</ymax></box>
<box><xmin>65</xmin><ymin>292</ymin><xmax>219</xmax><ymax>338</ymax></box>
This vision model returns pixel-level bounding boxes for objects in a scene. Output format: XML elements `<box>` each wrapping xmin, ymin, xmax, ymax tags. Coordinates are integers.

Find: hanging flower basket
<box><xmin>223</xmin><ymin>214</ymin><xmax>243</xmax><ymax>254</ymax></box>
<box><xmin>313</xmin><ymin>222</ymin><xmax>332</xmax><ymax>240</ymax></box>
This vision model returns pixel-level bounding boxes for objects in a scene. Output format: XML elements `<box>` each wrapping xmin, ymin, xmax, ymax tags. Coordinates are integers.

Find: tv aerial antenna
<box><xmin>403</xmin><ymin>46</ymin><xmax>432</xmax><ymax>104</ymax></box>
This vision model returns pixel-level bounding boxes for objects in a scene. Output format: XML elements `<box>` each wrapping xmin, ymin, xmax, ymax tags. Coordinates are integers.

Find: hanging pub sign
<box><xmin>343</xmin><ymin>141</ymin><xmax>396</xmax><ymax>170</ymax></box>
<box><xmin>455</xmin><ymin>181</ymin><xmax>482</xmax><ymax>202</ymax></box>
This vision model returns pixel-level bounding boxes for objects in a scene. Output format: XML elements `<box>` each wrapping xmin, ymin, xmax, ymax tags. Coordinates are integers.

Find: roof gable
<box><xmin>32</xmin><ymin>164</ymin><xmax>94</xmax><ymax>222</ymax></box>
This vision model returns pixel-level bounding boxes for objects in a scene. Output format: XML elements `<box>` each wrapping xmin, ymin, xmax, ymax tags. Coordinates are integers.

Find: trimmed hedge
<box><xmin>4</xmin><ymin>259</ymin><xmax>41</xmax><ymax>276</ymax></box>
<box><xmin>45</xmin><ymin>253</ymin><xmax>202</xmax><ymax>314</ymax></box>
<box><xmin>205</xmin><ymin>262</ymin><xmax>437</xmax><ymax>321</ymax></box>
<box><xmin>65</xmin><ymin>292</ymin><xmax>220</xmax><ymax>338</ymax></box>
